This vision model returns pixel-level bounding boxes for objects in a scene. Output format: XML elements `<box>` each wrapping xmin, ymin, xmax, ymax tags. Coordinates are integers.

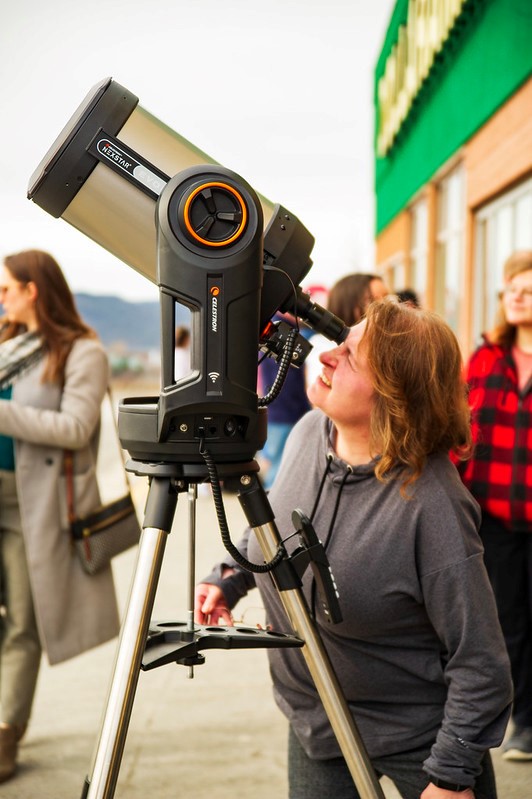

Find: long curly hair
<box><xmin>362</xmin><ymin>301</ymin><xmax>472</xmax><ymax>491</ymax></box>
<box><xmin>1</xmin><ymin>249</ymin><xmax>96</xmax><ymax>383</ymax></box>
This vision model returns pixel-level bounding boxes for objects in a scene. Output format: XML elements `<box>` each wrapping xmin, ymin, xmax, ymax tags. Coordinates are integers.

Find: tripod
<box><xmin>80</xmin><ymin>459</ymin><xmax>385</xmax><ymax>799</ymax></box>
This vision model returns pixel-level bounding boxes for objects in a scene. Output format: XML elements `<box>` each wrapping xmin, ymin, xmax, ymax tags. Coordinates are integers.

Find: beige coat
<box><xmin>0</xmin><ymin>337</ymin><xmax>120</xmax><ymax>665</ymax></box>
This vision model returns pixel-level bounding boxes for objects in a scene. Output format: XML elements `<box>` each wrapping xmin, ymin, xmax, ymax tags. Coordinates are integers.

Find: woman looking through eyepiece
<box><xmin>196</xmin><ymin>299</ymin><xmax>512</xmax><ymax>799</ymax></box>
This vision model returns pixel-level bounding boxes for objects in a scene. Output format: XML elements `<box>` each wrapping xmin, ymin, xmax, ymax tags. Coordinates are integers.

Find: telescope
<box><xmin>28</xmin><ymin>77</ymin><xmax>347</xmax><ymax>464</ymax></box>
<box><xmin>28</xmin><ymin>78</ymin><xmax>383</xmax><ymax>799</ymax></box>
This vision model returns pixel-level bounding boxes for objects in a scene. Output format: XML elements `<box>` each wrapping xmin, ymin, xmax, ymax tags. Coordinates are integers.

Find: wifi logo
<box><xmin>208</xmin><ymin>371</ymin><xmax>220</xmax><ymax>383</ymax></box>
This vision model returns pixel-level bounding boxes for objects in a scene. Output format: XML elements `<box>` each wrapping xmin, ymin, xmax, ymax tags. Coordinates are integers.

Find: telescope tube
<box><xmin>27</xmin><ymin>77</ymin><xmax>275</xmax><ymax>285</ymax></box>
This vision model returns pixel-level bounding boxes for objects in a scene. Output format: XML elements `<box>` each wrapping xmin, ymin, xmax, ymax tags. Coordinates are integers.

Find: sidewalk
<box><xmin>3</xmin><ymin>486</ymin><xmax>530</xmax><ymax>798</ymax></box>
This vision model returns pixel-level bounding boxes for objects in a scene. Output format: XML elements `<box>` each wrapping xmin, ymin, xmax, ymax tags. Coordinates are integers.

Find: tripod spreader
<box><xmin>141</xmin><ymin>620</ymin><xmax>303</xmax><ymax>670</ymax></box>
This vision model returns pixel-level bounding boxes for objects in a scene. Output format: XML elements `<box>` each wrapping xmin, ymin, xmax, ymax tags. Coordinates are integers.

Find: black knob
<box><xmin>182</xmin><ymin>181</ymin><xmax>247</xmax><ymax>247</ymax></box>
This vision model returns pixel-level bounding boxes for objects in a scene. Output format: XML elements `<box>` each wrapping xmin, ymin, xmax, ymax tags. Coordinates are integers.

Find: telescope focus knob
<box><xmin>182</xmin><ymin>180</ymin><xmax>248</xmax><ymax>248</ymax></box>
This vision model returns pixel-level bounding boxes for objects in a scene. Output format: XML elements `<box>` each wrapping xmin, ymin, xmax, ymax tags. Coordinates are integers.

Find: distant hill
<box><xmin>75</xmin><ymin>294</ymin><xmax>189</xmax><ymax>351</ymax></box>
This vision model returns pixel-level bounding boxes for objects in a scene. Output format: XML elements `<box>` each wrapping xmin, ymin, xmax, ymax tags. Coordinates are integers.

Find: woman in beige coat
<box><xmin>0</xmin><ymin>249</ymin><xmax>119</xmax><ymax>782</ymax></box>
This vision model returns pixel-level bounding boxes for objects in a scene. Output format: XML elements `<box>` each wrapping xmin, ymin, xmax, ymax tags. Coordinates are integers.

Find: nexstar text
<box><xmin>101</xmin><ymin>145</ymin><xmax>132</xmax><ymax>170</ymax></box>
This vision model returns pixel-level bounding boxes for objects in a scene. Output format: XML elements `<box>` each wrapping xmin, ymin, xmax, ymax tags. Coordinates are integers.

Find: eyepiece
<box><xmin>291</xmin><ymin>288</ymin><xmax>348</xmax><ymax>344</ymax></box>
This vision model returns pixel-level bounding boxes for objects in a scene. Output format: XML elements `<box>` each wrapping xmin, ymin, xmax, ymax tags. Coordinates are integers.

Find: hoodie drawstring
<box><xmin>309</xmin><ymin>454</ymin><xmax>333</xmax><ymax>523</ymax></box>
<box><xmin>309</xmin><ymin>455</ymin><xmax>352</xmax><ymax>618</ymax></box>
<box><xmin>322</xmin><ymin>465</ymin><xmax>353</xmax><ymax>550</ymax></box>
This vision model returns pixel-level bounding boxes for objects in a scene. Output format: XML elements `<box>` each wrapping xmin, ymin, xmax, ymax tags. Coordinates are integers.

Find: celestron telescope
<box><xmin>28</xmin><ymin>77</ymin><xmax>385</xmax><ymax>799</ymax></box>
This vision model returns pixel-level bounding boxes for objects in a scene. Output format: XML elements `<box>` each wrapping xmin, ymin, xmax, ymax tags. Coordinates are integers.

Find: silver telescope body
<box><xmin>27</xmin><ymin>77</ymin><xmax>275</xmax><ymax>286</ymax></box>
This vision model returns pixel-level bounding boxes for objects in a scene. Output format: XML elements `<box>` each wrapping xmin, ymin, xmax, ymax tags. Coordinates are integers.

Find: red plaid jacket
<box><xmin>456</xmin><ymin>338</ymin><xmax>532</xmax><ymax>532</ymax></box>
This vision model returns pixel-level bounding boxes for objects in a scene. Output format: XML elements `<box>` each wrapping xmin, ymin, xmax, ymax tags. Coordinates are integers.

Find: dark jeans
<box><xmin>288</xmin><ymin>727</ymin><xmax>497</xmax><ymax>799</ymax></box>
<box><xmin>480</xmin><ymin>513</ymin><xmax>532</xmax><ymax>729</ymax></box>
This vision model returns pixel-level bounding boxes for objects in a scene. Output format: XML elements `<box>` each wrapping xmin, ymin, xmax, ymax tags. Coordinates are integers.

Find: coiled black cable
<box><xmin>199</xmin><ymin>441</ymin><xmax>285</xmax><ymax>574</ymax></box>
<box><xmin>258</xmin><ymin>327</ymin><xmax>298</xmax><ymax>407</ymax></box>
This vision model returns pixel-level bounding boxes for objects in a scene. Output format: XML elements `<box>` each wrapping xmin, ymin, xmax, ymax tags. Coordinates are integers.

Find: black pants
<box><xmin>480</xmin><ymin>513</ymin><xmax>532</xmax><ymax>729</ymax></box>
<box><xmin>288</xmin><ymin>727</ymin><xmax>497</xmax><ymax>799</ymax></box>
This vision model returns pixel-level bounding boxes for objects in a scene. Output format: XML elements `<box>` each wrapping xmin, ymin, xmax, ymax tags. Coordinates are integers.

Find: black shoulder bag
<box><xmin>65</xmin><ymin>390</ymin><xmax>141</xmax><ymax>575</ymax></box>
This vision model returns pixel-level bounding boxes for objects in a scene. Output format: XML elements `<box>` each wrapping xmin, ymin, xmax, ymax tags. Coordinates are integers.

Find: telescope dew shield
<box><xmin>27</xmin><ymin>77</ymin><xmax>275</xmax><ymax>284</ymax></box>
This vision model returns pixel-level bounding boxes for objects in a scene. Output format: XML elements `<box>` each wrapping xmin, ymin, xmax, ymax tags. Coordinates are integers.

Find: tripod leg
<box><xmin>238</xmin><ymin>477</ymin><xmax>385</xmax><ymax>799</ymax></box>
<box><xmin>82</xmin><ymin>477</ymin><xmax>179</xmax><ymax>799</ymax></box>
<box><xmin>186</xmin><ymin>483</ymin><xmax>198</xmax><ymax>678</ymax></box>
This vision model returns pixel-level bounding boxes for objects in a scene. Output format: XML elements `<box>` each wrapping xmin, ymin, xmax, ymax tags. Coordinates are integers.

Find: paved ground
<box><xmin>2</xmin><ymin>390</ymin><xmax>530</xmax><ymax>797</ymax></box>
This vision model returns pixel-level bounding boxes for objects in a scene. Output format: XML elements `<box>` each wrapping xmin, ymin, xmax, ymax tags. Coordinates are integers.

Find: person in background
<box><xmin>455</xmin><ymin>249</ymin><xmax>532</xmax><ymax>762</ymax></box>
<box><xmin>305</xmin><ymin>273</ymin><xmax>389</xmax><ymax>390</ymax></box>
<box><xmin>396</xmin><ymin>288</ymin><xmax>421</xmax><ymax>308</ymax></box>
<box><xmin>174</xmin><ymin>324</ymin><xmax>191</xmax><ymax>381</ymax></box>
<box><xmin>0</xmin><ymin>250</ymin><xmax>119</xmax><ymax>782</ymax></box>
<box><xmin>196</xmin><ymin>300</ymin><xmax>512</xmax><ymax>799</ymax></box>
<box><xmin>258</xmin><ymin>312</ymin><xmax>311</xmax><ymax>489</ymax></box>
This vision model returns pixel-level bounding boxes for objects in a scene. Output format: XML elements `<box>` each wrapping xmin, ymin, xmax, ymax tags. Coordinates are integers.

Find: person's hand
<box><xmin>194</xmin><ymin>582</ymin><xmax>233</xmax><ymax>626</ymax></box>
<box><xmin>421</xmin><ymin>784</ymin><xmax>474</xmax><ymax>799</ymax></box>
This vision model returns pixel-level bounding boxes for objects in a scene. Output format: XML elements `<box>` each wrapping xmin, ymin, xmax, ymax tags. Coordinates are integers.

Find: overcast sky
<box><xmin>1</xmin><ymin>0</ymin><xmax>393</xmax><ymax>302</ymax></box>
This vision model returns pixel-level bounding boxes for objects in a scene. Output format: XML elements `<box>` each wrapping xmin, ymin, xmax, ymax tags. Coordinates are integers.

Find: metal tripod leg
<box><xmin>237</xmin><ymin>475</ymin><xmax>385</xmax><ymax>799</ymax></box>
<box><xmin>81</xmin><ymin>476</ymin><xmax>179</xmax><ymax>799</ymax></box>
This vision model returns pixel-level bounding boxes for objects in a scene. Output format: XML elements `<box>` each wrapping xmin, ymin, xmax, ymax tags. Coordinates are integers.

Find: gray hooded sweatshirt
<box><xmin>204</xmin><ymin>409</ymin><xmax>512</xmax><ymax>788</ymax></box>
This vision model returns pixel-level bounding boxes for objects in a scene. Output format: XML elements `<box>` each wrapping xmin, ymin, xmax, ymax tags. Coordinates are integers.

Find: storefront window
<box><xmin>388</xmin><ymin>261</ymin><xmax>406</xmax><ymax>293</ymax></box>
<box><xmin>409</xmin><ymin>198</ymin><xmax>428</xmax><ymax>305</ymax></box>
<box><xmin>435</xmin><ymin>165</ymin><xmax>465</xmax><ymax>332</ymax></box>
<box><xmin>473</xmin><ymin>177</ymin><xmax>532</xmax><ymax>343</ymax></box>
<box><xmin>377</xmin><ymin>259</ymin><xmax>405</xmax><ymax>296</ymax></box>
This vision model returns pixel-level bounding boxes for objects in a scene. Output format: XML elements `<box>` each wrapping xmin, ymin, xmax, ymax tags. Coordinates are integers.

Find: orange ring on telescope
<box><xmin>183</xmin><ymin>182</ymin><xmax>248</xmax><ymax>247</ymax></box>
